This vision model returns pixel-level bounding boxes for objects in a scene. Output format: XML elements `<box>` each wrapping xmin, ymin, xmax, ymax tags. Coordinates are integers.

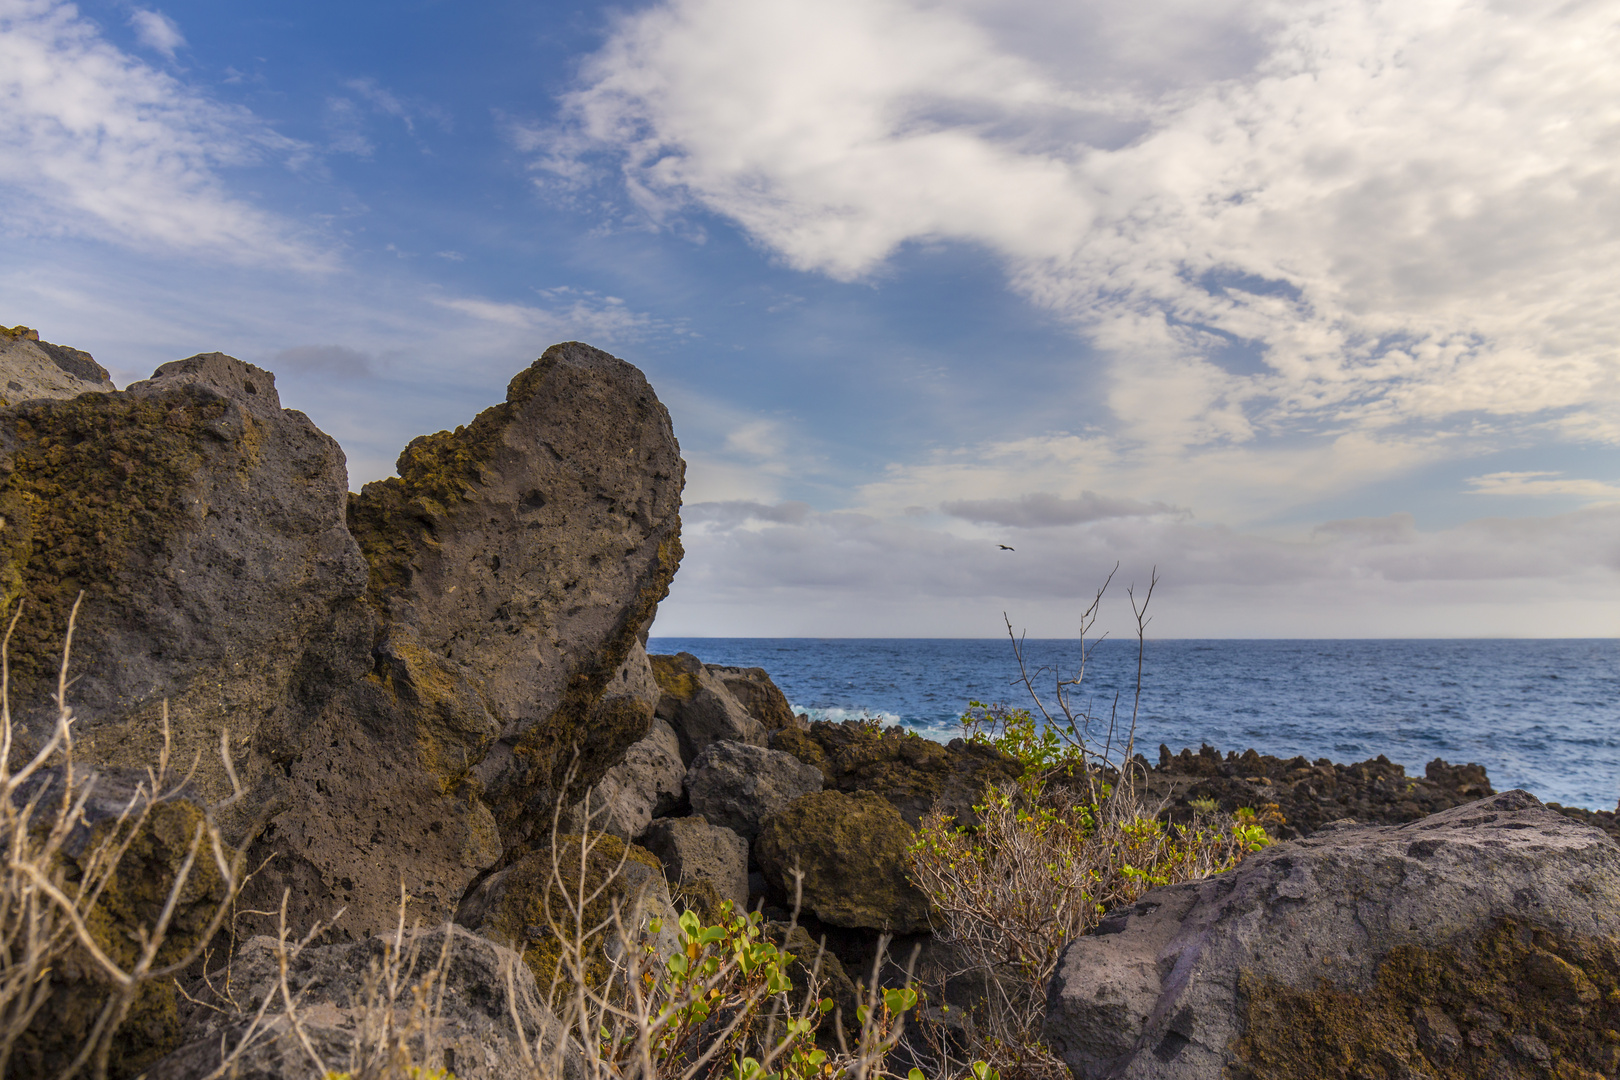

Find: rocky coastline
<box><xmin>2</xmin><ymin>326</ymin><xmax>1615</xmax><ymax>1080</ymax></box>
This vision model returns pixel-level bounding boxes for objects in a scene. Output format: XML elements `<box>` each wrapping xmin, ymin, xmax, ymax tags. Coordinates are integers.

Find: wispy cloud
<box><xmin>0</xmin><ymin>0</ymin><xmax>326</xmax><ymax>267</ymax></box>
<box><xmin>127</xmin><ymin>8</ymin><xmax>183</xmax><ymax>58</ymax></box>
<box><xmin>942</xmin><ymin>491</ymin><xmax>1186</xmax><ymax>528</ymax></box>
<box><xmin>1465</xmin><ymin>471</ymin><xmax>1620</xmax><ymax>500</ymax></box>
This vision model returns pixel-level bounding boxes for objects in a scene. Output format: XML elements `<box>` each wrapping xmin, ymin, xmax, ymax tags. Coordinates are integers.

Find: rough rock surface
<box><xmin>144</xmin><ymin>926</ymin><xmax>574</xmax><ymax>1080</ymax></box>
<box><xmin>456</xmin><ymin>833</ymin><xmax>680</xmax><ymax>992</ymax></box>
<box><xmin>568</xmin><ymin>711</ymin><xmax>686</xmax><ymax>840</ymax></box>
<box><xmin>707</xmin><ymin>664</ymin><xmax>801</xmax><ymax>732</ymax></box>
<box><xmin>347</xmin><ymin>341</ymin><xmax>684</xmax><ymax>846</ymax></box>
<box><xmin>686</xmin><ymin>740</ymin><xmax>824</xmax><ymax>841</ymax></box>
<box><xmin>650</xmin><ymin>652</ymin><xmax>768</xmax><ymax>762</ymax></box>
<box><xmin>0</xmin><ymin>325</ymin><xmax>114</xmax><ymax>405</ymax></box>
<box><xmin>1043</xmin><ymin>790</ymin><xmax>1620</xmax><ymax>1080</ymax></box>
<box><xmin>772</xmin><ymin>721</ymin><xmax>1022</xmax><ymax>827</ymax></box>
<box><xmin>755</xmin><ymin>790</ymin><xmax>930</xmax><ymax>934</ymax></box>
<box><xmin>642</xmin><ymin>814</ymin><xmax>750</xmax><ymax>912</ymax></box>
<box><xmin>0</xmin><ymin>334</ymin><xmax>684</xmax><ymax>940</ymax></box>
<box><xmin>1143</xmin><ymin>743</ymin><xmax>1497</xmax><ymax>840</ymax></box>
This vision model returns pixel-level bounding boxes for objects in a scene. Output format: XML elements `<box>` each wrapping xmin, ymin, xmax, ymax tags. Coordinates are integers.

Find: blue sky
<box><xmin>2</xmin><ymin>0</ymin><xmax>1618</xmax><ymax>637</ymax></box>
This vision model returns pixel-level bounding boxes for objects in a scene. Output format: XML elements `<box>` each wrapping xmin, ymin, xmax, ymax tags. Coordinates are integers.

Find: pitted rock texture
<box><xmin>0</xmin><ymin>351</ymin><xmax>368</xmax><ymax>833</ymax></box>
<box><xmin>685</xmin><ymin>740</ymin><xmax>824</xmax><ymax>841</ymax></box>
<box><xmin>349</xmin><ymin>341</ymin><xmax>683</xmax><ymax>844</ymax></box>
<box><xmin>1142</xmin><ymin>743</ymin><xmax>1498</xmax><ymax>840</ymax></box>
<box><xmin>146</xmin><ymin>926</ymin><xmax>576</xmax><ymax>1080</ymax></box>
<box><xmin>642</xmin><ymin>814</ymin><xmax>750</xmax><ymax>912</ymax></box>
<box><xmin>706</xmin><ymin>663</ymin><xmax>801</xmax><ymax>732</ymax></box>
<box><xmin>0</xmin><ymin>325</ymin><xmax>114</xmax><ymax>405</ymax></box>
<box><xmin>650</xmin><ymin>652</ymin><xmax>768</xmax><ymax>762</ymax></box>
<box><xmin>771</xmin><ymin>721</ymin><xmax>1022</xmax><ymax>828</ymax></box>
<box><xmin>567</xmin><ymin>709</ymin><xmax>686</xmax><ymax>840</ymax></box>
<box><xmin>755</xmin><ymin>789</ymin><xmax>930</xmax><ymax>934</ymax></box>
<box><xmin>1043</xmin><ymin>790</ymin><xmax>1620</xmax><ymax>1080</ymax></box>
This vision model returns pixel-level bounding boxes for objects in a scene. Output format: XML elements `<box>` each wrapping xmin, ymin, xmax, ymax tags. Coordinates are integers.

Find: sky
<box><xmin>1</xmin><ymin>0</ymin><xmax>1617</xmax><ymax>638</ymax></box>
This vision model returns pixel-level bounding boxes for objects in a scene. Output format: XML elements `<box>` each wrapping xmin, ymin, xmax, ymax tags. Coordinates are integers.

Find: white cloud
<box><xmin>0</xmin><ymin>0</ymin><xmax>325</xmax><ymax>266</ymax></box>
<box><xmin>128</xmin><ymin>8</ymin><xmax>183</xmax><ymax>58</ymax></box>
<box><xmin>553</xmin><ymin>0</ymin><xmax>1620</xmax><ymax>474</ymax></box>
<box><xmin>1465</xmin><ymin>471</ymin><xmax>1620</xmax><ymax>500</ymax></box>
<box><xmin>430</xmin><ymin>289</ymin><xmax>668</xmax><ymax>345</ymax></box>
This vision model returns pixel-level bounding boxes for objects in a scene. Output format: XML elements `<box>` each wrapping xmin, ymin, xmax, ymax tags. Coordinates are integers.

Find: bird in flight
<box><xmin>998</xmin><ymin>544</ymin><xmax>1015</xmax><ymax>551</ymax></box>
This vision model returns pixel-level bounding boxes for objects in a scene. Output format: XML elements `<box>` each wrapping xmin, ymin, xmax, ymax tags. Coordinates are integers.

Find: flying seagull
<box><xmin>998</xmin><ymin>544</ymin><xmax>1015</xmax><ymax>551</ymax></box>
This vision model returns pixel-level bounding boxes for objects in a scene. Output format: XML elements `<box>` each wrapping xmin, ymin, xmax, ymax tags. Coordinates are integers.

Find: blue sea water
<box><xmin>647</xmin><ymin>638</ymin><xmax>1620</xmax><ymax>811</ymax></box>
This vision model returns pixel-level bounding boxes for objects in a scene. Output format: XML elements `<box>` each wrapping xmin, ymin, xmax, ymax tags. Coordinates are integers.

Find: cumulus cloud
<box><xmin>127</xmin><ymin>8</ymin><xmax>183</xmax><ymax>57</ymax></box>
<box><xmin>942</xmin><ymin>491</ymin><xmax>1185</xmax><ymax>527</ymax></box>
<box><xmin>0</xmin><ymin>0</ymin><xmax>324</xmax><ymax>266</ymax></box>
<box><xmin>550</xmin><ymin>0</ymin><xmax>1620</xmax><ymax>469</ymax></box>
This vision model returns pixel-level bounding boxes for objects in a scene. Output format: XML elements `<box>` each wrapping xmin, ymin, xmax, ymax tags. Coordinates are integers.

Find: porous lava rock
<box><xmin>1143</xmin><ymin>743</ymin><xmax>1498</xmax><ymax>839</ymax></box>
<box><xmin>346</xmin><ymin>341</ymin><xmax>684</xmax><ymax>846</ymax></box>
<box><xmin>706</xmin><ymin>663</ymin><xmax>801</xmax><ymax>733</ymax></box>
<box><xmin>641</xmin><ymin>814</ymin><xmax>750</xmax><ymax>913</ymax></box>
<box><xmin>649</xmin><ymin>652</ymin><xmax>768</xmax><ymax>762</ymax></box>
<box><xmin>456</xmin><ymin>833</ymin><xmax>680</xmax><ymax>995</ymax></box>
<box><xmin>685</xmin><ymin>740</ymin><xmax>824</xmax><ymax>841</ymax></box>
<box><xmin>755</xmin><ymin>789</ymin><xmax>930</xmax><ymax>934</ymax></box>
<box><xmin>567</xmin><ymin>709</ymin><xmax>686</xmax><ymax>840</ymax></box>
<box><xmin>0</xmin><ymin>325</ymin><xmax>114</xmax><ymax>405</ymax></box>
<box><xmin>1043</xmin><ymin>790</ymin><xmax>1620</xmax><ymax>1080</ymax></box>
<box><xmin>0</xmin><ymin>334</ymin><xmax>684</xmax><ymax>942</ymax></box>
<box><xmin>145</xmin><ymin>925</ymin><xmax>574</xmax><ymax>1080</ymax></box>
<box><xmin>771</xmin><ymin>721</ymin><xmax>1022</xmax><ymax>828</ymax></box>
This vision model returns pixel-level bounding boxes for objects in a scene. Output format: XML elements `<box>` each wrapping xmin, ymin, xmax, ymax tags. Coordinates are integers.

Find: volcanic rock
<box><xmin>755</xmin><ymin>789</ymin><xmax>930</xmax><ymax>934</ymax></box>
<box><xmin>649</xmin><ymin>652</ymin><xmax>768</xmax><ymax>761</ymax></box>
<box><xmin>0</xmin><ymin>325</ymin><xmax>114</xmax><ymax>405</ymax></box>
<box><xmin>145</xmin><ymin>925</ymin><xmax>574</xmax><ymax>1080</ymax></box>
<box><xmin>685</xmin><ymin>740</ymin><xmax>824</xmax><ymax>841</ymax></box>
<box><xmin>1043</xmin><ymin>790</ymin><xmax>1620</xmax><ymax>1079</ymax></box>
<box><xmin>641</xmin><ymin>814</ymin><xmax>750</xmax><ymax>913</ymax></box>
<box><xmin>567</xmin><ymin>710</ymin><xmax>686</xmax><ymax>840</ymax></box>
<box><xmin>706</xmin><ymin>663</ymin><xmax>801</xmax><ymax>733</ymax></box>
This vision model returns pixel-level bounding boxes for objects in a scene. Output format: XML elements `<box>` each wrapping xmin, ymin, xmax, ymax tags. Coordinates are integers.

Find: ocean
<box><xmin>646</xmin><ymin>638</ymin><xmax>1620</xmax><ymax>811</ymax></box>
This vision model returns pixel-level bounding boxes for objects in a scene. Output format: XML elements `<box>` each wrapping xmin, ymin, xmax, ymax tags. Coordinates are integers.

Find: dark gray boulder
<box><xmin>144</xmin><ymin>925</ymin><xmax>577</xmax><ymax>1080</ymax></box>
<box><xmin>642</xmin><ymin>814</ymin><xmax>750</xmax><ymax>912</ymax></box>
<box><xmin>1043</xmin><ymin>790</ymin><xmax>1620</xmax><ymax>1080</ymax></box>
<box><xmin>567</xmin><ymin>709</ymin><xmax>686</xmax><ymax>840</ymax></box>
<box><xmin>650</xmin><ymin>652</ymin><xmax>768</xmax><ymax>762</ymax></box>
<box><xmin>685</xmin><ymin>740</ymin><xmax>823</xmax><ymax>841</ymax></box>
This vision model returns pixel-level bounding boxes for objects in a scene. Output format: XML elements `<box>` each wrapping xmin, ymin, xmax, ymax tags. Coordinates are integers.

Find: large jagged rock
<box><xmin>686</xmin><ymin>740</ymin><xmax>824</xmax><ymax>841</ymax></box>
<box><xmin>145</xmin><ymin>926</ymin><xmax>576</xmax><ymax>1080</ymax></box>
<box><xmin>0</xmin><ymin>325</ymin><xmax>114</xmax><ymax>405</ymax></box>
<box><xmin>706</xmin><ymin>663</ymin><xmax>801</xmax><ymax>733</ymax></box>
<box><xmin>348</xmin><ymin>341</ymin><xmax>684</xmax><ymax>845</ymax></box>
<box><xmin>755</xmin><ymin>790</ymin><xmax>930</xmax><ymax>934</ymax></box>
<box><xmin>0</xmin><ymin>335</ymin><xmax>684</xmax><ymax>942</ymax></box>
<box><xmin>1043</xmin><ymin>790</ymin><xmax>1620</xmax><ymax>1080</ymax></box>
<box><xmin>566</xmin><ymin>712</ymin><xmax>686</xmax><ymax>841</ymax></box>
<box><xmin>772</xmin><ymin>721</ymin><xmax>1022</xmax><ymax>827</ymax></box>
<box><xmin>650</xmin><ymin>652</ymin><xmax>768</xmax><ymax>762</ymax></box>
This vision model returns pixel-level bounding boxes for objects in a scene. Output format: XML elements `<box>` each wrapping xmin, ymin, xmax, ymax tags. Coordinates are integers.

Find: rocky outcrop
<box><xmin>0</xmin><ymin>325</ymin><xmax>114</xmax><ymax>405</ymax></box>
<box><xmin>706</xmin><ymin>664</ymin><xmax>801</xmax><ymax>733</ymax></box>
<box><xmin>772</xmin><ymin>721</ymin><xmax>1022</xmax><ymax>827</ymax></box>
<box><xmin>144</xmin><ymin>926</ymin><xmax>572</xmax><ymax>1080</ymax></box>
<box><xmin>650</xmin><ymin>652</ymin><xmax>768</xmax><ymax>762</ymax></box>
<box><xmin>1143</xmin><ymin>743</ymin><xmax>1495</xmax><ymax>840</ymax></box>
<box><xmin>755</xmin><ymin>790</ymin><xmax>930</xmax><ymax>934</ymax></box>
<box><xmin>1043</xmin><ymin>790</ymin><xmax>1620</xmax><ymax>1080</ymax></box>
<box><xmin>685</xmin><ymin>740</ymin><xmax>824</xmax><ymax>841</ymax></box>
<box><xmin>641</xmin><ymin>814</ymin><xmax>750</xmax><ymax>913</ymax></box>
<box><xmin>346</xmin><ymin>341</ymin><xmax>684</xmax><ymax>847</ymax></box>
<box><xmin>0</xmin><ymin>334</ymin><xmax>683</xmax><ymax>942</ymax></box>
